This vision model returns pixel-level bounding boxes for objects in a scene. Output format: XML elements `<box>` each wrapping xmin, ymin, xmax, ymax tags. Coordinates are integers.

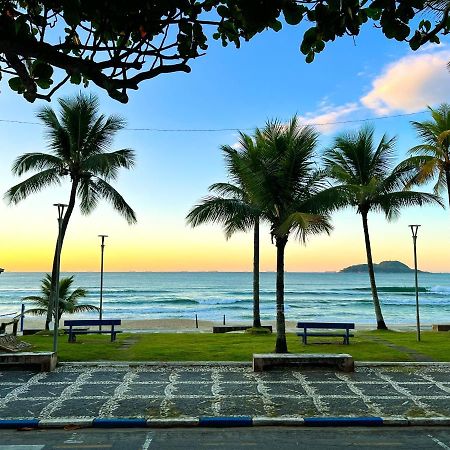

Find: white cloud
<box><xmin>297</xmin><ymin>102</ymin><xmax>360</xmax><ymax>133</ymax></box>
<box><xmin>361</xmin><ymin>50</ymin><xmax>450</xmax><ymax>115</ymax></box>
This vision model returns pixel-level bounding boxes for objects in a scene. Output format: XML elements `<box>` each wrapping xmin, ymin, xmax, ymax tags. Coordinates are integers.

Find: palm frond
<box><xmin>11</xmin><ymin>153</ymin><xmax>63</xmax><ymax>176</ymax></box>
<box><xmin>4</xmin><ymin>169</ymin><xmax>61</xmax><ymax>204</ymax></box>
<box><xmin>92</xmin><ymin>177</ymin><xmax>137</xmax><ymax>224</ymax></box>
<box><xmin>82</xmin><ymin>149</ymin><xmax>136</xmax><ymax>180</ymax></box>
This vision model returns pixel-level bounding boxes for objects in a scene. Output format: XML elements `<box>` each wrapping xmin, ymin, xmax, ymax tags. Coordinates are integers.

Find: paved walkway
<box><xmin>2</xmin><ymin>363</ymin><xmax>450</xmax><ymax>420</ymax></box>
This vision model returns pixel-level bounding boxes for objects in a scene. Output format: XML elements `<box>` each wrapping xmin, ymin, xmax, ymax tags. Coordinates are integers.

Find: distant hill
<box><xmin>340</xmin><ymin>260</ymin><xmax>428</xmax><ymax>273</ymax></box>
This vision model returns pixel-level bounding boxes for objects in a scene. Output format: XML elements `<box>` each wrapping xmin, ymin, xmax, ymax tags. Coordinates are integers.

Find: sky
<box><xmin>0</xmin><ymin>19</ymin><xmax>449</xmax><ymax>273</ymax></box>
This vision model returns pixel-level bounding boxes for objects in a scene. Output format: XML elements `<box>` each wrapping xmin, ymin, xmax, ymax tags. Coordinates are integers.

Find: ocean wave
<box><xmin>352</xmin><ymin>286</ymin><xmax>428</xmax><ymax>293</ymax></box>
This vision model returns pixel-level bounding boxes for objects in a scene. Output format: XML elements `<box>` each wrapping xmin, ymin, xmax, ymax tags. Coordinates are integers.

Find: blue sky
<box><xmin>0</xmin><ymin>21</ymin><xmax>449</xmax><ymax>272</ymax></box>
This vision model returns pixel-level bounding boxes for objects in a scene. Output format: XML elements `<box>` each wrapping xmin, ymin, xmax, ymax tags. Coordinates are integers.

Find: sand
<box><xmin>17</xmin><ymin>317</ymin><xmax>432</xmax><ymax>333</ymax></box>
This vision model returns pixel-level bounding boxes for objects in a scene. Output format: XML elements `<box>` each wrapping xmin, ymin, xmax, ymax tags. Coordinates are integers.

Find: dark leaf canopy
<box><xmin>0</xmin><ymin>1</ymin><xmax>444</xmax><ymax>103</ymax></box>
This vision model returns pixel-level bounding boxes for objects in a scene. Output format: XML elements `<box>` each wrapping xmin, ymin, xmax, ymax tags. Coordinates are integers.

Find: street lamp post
<box><xmin>98</xmin><ymin>235</ymin><xmax>108</xmax><ymax>331</ymax></box>
<box><xmin>409</xmin><ymin>224</ymin><xmax>421</xmax><ymax>342</ymax></box>
<box><xmin>53</xmin><ymin>203</ymin><xmax>67</xmax><ymax>353</ymax></box>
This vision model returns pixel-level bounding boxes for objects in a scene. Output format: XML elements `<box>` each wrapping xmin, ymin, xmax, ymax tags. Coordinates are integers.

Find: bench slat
<box><xmin>64</xmin><ymin>319</ymin><xmax>121</xmax><ymax>326</ymax></box>
<box><xmin>297</xmin><ymin>322</ymin><xmax>354</xmax><ymax>329</ymax></box>
<box><xmin>297</xmin><ymin>332</ymin><xmax>354</xmax><ymax>337</ymax></box>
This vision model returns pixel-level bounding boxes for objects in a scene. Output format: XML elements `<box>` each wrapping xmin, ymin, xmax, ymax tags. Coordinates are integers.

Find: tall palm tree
<box><xmin>186</xmin><ymin>134</ymin><xmax>264</xmax><ymax>328</ymax></box>
<box><xmin>24</xmin><ymin>274</ymin><xmax>99</xmax><ymax>329</ymax></box>
<box><xmin>251</xmin><ymin>117</ymin><xmax>334</xmax><ymax>353</ymax></box>
<box><xmin>5</xmin><ymin>93</ymin><xmax>136</xmax><ymax>323</ymax></box>
<box><xmin>399</xmin><ymin>104</ymin><xmax>450</xmax><ymax>208</ymax></box>
<box><xmin>324</xmin><ymin>125</ymin><xmax>443</xmax><ymax>330</ymax></box>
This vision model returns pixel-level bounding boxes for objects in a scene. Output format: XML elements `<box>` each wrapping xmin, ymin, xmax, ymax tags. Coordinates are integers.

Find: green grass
<box><xmin>19</xmin><ymin>329</ymin><xmax>450</xmax><ymax>362</ymax></box>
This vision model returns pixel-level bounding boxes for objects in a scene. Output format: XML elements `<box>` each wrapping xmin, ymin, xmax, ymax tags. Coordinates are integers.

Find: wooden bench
<box><xmin>64</xmin><ymin>319</ymin><xmax>122</xmax><ymax>343</ymax></box>
<box><xmin>0</xmin><ymin>351</ymin><xmax>57</xmax><ymax>371</ymax></box>
<box><xmin>213</xmin><ymin>325</ymin><xmax>273</xmax><ymax>333</ymax></box>
<box><xmin>297</xmin><ymin>322</ymin><xmax>355</xmax><ymax>345</ymax></box>
<box><xmin>253</xmin><ymin>353</ymin><xmax>354</xmax><ymax>372</ymax></box>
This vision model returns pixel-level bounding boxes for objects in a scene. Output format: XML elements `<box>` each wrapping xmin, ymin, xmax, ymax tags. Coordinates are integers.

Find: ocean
<box><xmin>0</xmin><ymin>272</ymin><xmax>449</xmax><ymax>326</ymax></box>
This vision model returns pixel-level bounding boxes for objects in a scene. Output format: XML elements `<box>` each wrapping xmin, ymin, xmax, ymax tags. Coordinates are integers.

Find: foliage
<box><xmin>246</xmin><ymin>117</ymin><xmax>336</xmax><ymax>353</ymax></box>
<box><xmin>324</xmin><ymin>125</ymin><xmax>443</xmax><ymax>329</ymax></box>
<box><xmin>398</xmin><ymin>103</ymin><xmax>450</xmax><ymax>207</ymax></box>
<box><xmin>0</xmin><ymin>1</ymin><xmax>447</xmax><ymax>102</ymax></box>
<box><xmin>5</xmin><ymin>92</ymin><xmax>136</xmax><ymax>323</ymax></box>
<box><xmin>186</xmin><ymin>134</ymin><xmax>263</xmax><ymax>327</ymax></box>
<box><xmin>24</xmin><ymin>274</ymin><xmax>99</xmax><ymax>326</ymax></box>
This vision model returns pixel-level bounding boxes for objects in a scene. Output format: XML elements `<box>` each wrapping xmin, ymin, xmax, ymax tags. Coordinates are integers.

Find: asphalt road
<box><xmin>0</xmin><ymin>427</ymin><xmax>450</xmax><ymax>449</ymax></box>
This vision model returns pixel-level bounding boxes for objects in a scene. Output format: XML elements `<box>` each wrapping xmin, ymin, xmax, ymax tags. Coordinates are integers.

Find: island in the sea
<box><xmin>340</xmin><ymin>260</ymin><xmax>428</xmax><ymax>273</ymax></box>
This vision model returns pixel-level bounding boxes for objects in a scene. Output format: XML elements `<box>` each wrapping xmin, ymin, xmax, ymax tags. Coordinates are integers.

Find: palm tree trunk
<box><xmin>275</xmin><ymin>236</ymin><xmax>288</xmax><ymax>353</ymax></box>
<box><xmin>46</xmin><ymin>179</ymin><xmax>79</xmax><ymax>324</ymax></box>
<box><xmin>445</xmin><ymin>168</ymin><xmax>450</xmax><ymax>209</ymax></box>
<box><xmin>252</xmin><ymin>220</ymin><xmax>261</xmax><ymax>328</ymax></box>
<box><xmin>361</xmin><ymin>212</ymin><xmax>388</xmax><ymax>330</ymax></box>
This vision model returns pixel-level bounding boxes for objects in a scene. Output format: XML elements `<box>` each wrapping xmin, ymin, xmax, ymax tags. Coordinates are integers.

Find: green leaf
<box><xmin>283</xmin><ymin>4</ymin><xmax>305</xmax><ymax>25</ymax></box>
<box><xmin>62</xmin><ymin>0</ymin><xmax>81</xmax><ymax>26</ymax></box>
<box><xmin>8</xmin><ymin>77</ymin><xmax>24</xmax><ymax>92</ymax></box>
<box><xmin>217</xmin><ymin>5</ymin><xmax>229</xmax><ymax>18</ymax></box>
<box><xmin>32</xmin><ymin>61</ymin><xmax>54</xmax><ymax>80</ymax></box>
<box><xmin>270</xmin><ymin>20</ymin><xmax>282</xmax><ymax>32</ymax></box>
<box><xmin>70</xmin><ymin>72</ymin><xmax>82</xmax><ymax>84</ymax></box>
<box><xmin>305</xmin><ymin>51</ymin><xmax>315</xmax><ymax>63</ymax></box>
<box><xmin>36</xmin><ymin>78</ymin><xmax>52</xmax><ymax>89</ymax></box>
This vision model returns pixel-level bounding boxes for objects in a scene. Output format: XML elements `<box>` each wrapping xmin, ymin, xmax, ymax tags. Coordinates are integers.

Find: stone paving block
<box><xmin>85</xmin><ymin>370</ymin><xmax>127</xmax><ymax>383</ymax></box>
<box><xmin>269</xmin><ymin>396</ymin><xmax>319</xmax><ymax>416</ymax></box>
<box><xmin>50</xmin><ymin>398</ymin><xmax>108</xmax><ymax>417</ymax></box>
<box><xmin>175</xmin><ymin>371</ymin><xmax>213</xmax><ymax>382</ymax></box>
<box><xmin>16</xmin><ymin>383</ymin><xmax>68</xmax><ymax>398</ymax></box>
<box><xmin>219</xmin><ymin>382</ymin><xmax>260</xmax><ymax>396</ymax></box>
<box><xmin>167</xmin><ymin>397</ymin><xmax>215</xmax><ymax>417</ymax></box>
<box><xmin>173</xmin><ymin>382</ymin><xmax>213</xmax><ymax>396</ymax></box>
<box><xmin>74</xmin><ymin>383</ymin><xmax>119</xmax><ymax>397</ymax></box>
<box><xmin>424</xmin><ymin>372</ymin><xmax>450</xmax><ymax>383</ymax></box>
<box><xmin>263</xmin><ymin>381</ymin><xmax>307</xmax><ymax>396</ymax></box>
<box><xmin>126</xmin><ymin>382</ymin><xmax>167</xmax><ymax>396</ymax></box>
<box><xmin>0</xmin><ymin>371</ymin><xmax>38</xmax><ymax>383</ymax></box>
<box><xmin>300</xmin><ymin>370</ymin><xmax>342</xmax><ymax>382</ymax></box>
<box><xmin>353</xmin><ymin>382</ymin><xmax>403</xmax><ymax>397</ymax></box>
<box><xmin>374</xmin><ymin>398</ymin><xmax>420</xmax><ymax>416</ymax></box>
<box><xmin>254</xmin><ymin>371</ymin><xmax>298</xmax><ymax>382</ymax></box>
<box><xmin>134</xmin><ymin>371</ymin><xmax>170</xmax><ymax>383</ymax></box>
<box><xmin>219</xmin><ymin>397</ymin><xmax>267</xmax><ymax>416</ymax></box>
<box><xmin>0</xmin><ymin>399</ymin><xmax>48</xmax><ymax>418</ymax></box>
<box><xmin>397</xmin><ymin>383</ymin><xmax>450</xmax><ymax>397</ymax></box>
<box><xmin>38</xmin><ymin>371</ymin><xmax>81</xmax><ymax>383</ymax></box>
<box><xmin>109</xmin><ymin>397</ymin><xmax>162</xmax><ymax>417</ymax></box>
<box><xmin>423</xmin><ymin>398</ymin><xmax>450</xmax><ymax>416</ymax></box>
<box><xmin>381</xmin><ymin>371</ymin><xmax>428</xmax><ymax>383</ymax></box>
<box><xmin>309</xmin><ymin>382</ymin><xmax>355</xmax><ymax>396</ymax></box>
<box><xmin>0</xmin><ymin>385</ymin><xmax>17</xmax><ymax>397</ymax></box>
<box><xmin>320</xmin><ymin>397</ymin><xmax>372</xmax><ymax>416</ymax></box>
<box><xmin>219</xmin><ymin>371</ymin><xmax>254</xmax><ymax>383</ymax></box>
<box><xmin>345</xmin><ymin>370</ymin><xmax>385</xmax><ymax>382</ymax></box>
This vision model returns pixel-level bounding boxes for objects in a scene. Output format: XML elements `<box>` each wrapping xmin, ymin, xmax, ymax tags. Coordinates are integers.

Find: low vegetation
<box><xmin>21</xmin><ymin>330</ymin><xmax>450</xmax><ymax>363</ymax></box>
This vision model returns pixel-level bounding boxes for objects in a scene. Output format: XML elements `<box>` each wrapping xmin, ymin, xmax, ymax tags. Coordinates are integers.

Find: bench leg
<box><xmin>68</xmin><ymin>333</ymin><xmax>76</xmax><ymax>343</ymax></box>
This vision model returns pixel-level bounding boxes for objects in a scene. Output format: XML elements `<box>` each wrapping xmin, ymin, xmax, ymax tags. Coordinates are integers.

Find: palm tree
<box><xmin>5</xmin><ymin>93</ymin><xmax>136</xmax><ymax>323</ymax></box>
<box><xmin>251</xmin><ymin>117</ymin><xmax>334</xmax><ymax>353</ymax></box>
<box><xmin>399</xmin><ymin>104</ymin><xmax>450</xmax><ymax>208</ymax></box>
<box><xmin>24</xmin><ymin>274</ymin><xmax>99</xmax><ymax>329</ymax></box>
<box><xmin>186</xmin><ymin>134</ymin><xmax>264</xmax><ymax>328</ymax></box>
<box><xmin>324</xmin><ymin>125</ymin><xmax>443</xmax><ymax>330</ymax></box>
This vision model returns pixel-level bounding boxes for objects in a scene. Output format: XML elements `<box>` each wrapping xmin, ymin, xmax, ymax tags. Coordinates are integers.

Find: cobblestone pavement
<box><xmin>2</xmin><ymin>364</ymin><xmax>450</xmax><ymax>420</ymax></box>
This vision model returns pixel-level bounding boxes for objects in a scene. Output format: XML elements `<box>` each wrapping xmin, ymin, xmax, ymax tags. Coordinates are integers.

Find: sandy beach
<box><xmin>17</xmin><ymin>317</ymin><xmax>431</xmax><ymax>333</ymax></box>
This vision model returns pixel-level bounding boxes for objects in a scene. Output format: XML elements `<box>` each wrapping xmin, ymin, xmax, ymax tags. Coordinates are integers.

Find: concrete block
<box><xmin>253</xmin><ymin>353</ymin><xmax>354</xmax><ymax>372</ymax></box>
<box><xmin>0</xmin><ymin>351</ymin><xmax>57</xmax><ymax>372</ymax></box>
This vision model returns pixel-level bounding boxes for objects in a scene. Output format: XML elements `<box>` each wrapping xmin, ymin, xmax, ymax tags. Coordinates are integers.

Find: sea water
<box><xmin>0</xmin><ymin>271</ymin><xmax>449</xmax><ymax>325</ymax></box>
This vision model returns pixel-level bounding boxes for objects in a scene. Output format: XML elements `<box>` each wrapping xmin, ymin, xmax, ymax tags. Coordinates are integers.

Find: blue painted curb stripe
<box><xmin>0</xmin><ymin>419</ymin><xmax>39</xmax><ymax>429</ymax></box>
<box><xmin>92</xmin><ymin>418</ymin><xmax>147</xmax><ymax>428</ymax></box>
<box><xmin>199</xmin><ymin>416</ymin><xmax>253</xmax><ymax>427</ymax></box>
<box><xmin>304</xmin><ymin>417</ymin><xmax>383</xmax><ymax>427</ymax></box>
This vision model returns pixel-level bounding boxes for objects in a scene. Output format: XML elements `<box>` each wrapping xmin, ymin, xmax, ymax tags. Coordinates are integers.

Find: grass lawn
<box><xmin>19</xmin><ymin>330</ymin><xmax>450</xmax><ymax>362</ymax></box>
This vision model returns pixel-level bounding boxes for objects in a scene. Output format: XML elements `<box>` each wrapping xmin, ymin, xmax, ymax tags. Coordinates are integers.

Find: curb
<box><xmin>2</xmin><ymin>416</ymin><xmax>450</xmax><ymax>429</ymax></box>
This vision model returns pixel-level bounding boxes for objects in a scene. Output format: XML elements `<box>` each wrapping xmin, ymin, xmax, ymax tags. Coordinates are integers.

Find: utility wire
<box><xmin>0</xmin><ymin>110</ymin><xmax>428</xmax><ymax>132</ymax></box>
